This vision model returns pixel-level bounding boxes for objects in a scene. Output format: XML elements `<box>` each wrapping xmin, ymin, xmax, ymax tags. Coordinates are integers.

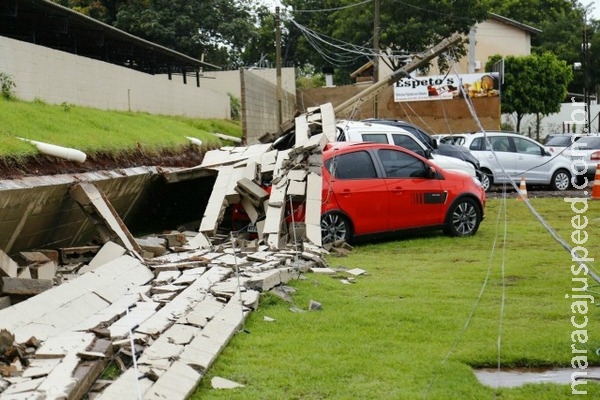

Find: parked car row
<box><xmin>436</xmin><ymin>131</ymin><xmax>600</xmax><ymax>190</ymax></box>
<box><xmin>232</xmin><ymin>120</ymin><xmax>598</xmax><ymax>244</ymax></box>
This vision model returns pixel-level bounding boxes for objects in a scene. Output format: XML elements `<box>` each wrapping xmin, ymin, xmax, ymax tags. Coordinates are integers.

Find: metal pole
<box><xmin>372</xmin><ymin>0</ymin><xmax>380</xmax><ymax>118</ymax></box>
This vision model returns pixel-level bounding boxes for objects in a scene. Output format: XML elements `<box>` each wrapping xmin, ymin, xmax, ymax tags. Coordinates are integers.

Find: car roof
<box><xmin>337</xmin><ymin>120</ymin><xmax>411</xmax><ymax>133</ymax></box>
<box><xmin>467</xmin><ymin>131</ymin><xmax>527</xmax><ymax>138</ymax></box>
<box><xmin>573</xmin><ymin>135</ymin><xmax>600</xmax><ymax>147</ymax></box>
<box><xmin>323</xmin><ymin>140</ymin><xmax>414</xmax><ymax>156</ymax></box>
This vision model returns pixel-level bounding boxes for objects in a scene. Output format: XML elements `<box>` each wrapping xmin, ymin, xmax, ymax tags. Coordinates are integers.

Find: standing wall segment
<box><xmin>0</xmin><ymin>36</ymin><xmax>229</xmax><ymax>119</ymax></box>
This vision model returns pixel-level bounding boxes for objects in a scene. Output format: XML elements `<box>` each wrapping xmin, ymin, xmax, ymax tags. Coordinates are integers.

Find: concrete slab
<box><xmin>154</xmin><ymin>270</ymin><xmax>181</xmax><ymax>284</ymax></box>
<box><xmin>135</xmin><ymin>267</ymin><xmax>230</xmax><ymax>336</ymax></box>
<box><xmin>83</xmin><ymin>242</ymin><xmax>127</xmax><ymax>273</ymax></box>
<box><xmin>143</xmin><ymin>361</ymin><xmax>201</xmax><ymax>400</ymax></box>
<box><xmin>163</xmin><ymin>324</ymin><xmax>198</xmax><ymax>346</ymax></box>
<box><xmin>211</xmin><ymin>376</ymin><xmax>244</xmax><ymax>389</ymax></box>
<box><xmin>0</xmin><ymin>250</ymin><xmax>18</xmax><ymax>278</ymax></box>
<box><xmin>34</xmin><ymin>261</ymin><xmax>57</xmax><ymax>280</ymax></box>
<box><xmin>36</xmin><ymin>331</ymin><xmax>96</xmax><ymax>358</ymax></box>
<box><xmin>108</xmin><ymin>302</ymin><xmax>160</xmax><ymax>340</ymax></box>
<box><xmin>96</xmin><ymin>369</ymin><xmax>153</xmax><ymax>400</ymax></box>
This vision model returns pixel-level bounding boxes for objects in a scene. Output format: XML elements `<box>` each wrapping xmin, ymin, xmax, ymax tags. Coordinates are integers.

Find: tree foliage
<box><xmin>484</xmin><ymin>0</ymin><xmax>599</xmax><ymax>98</ymax></box>
<box><xmin>55</xmin><ymin>0</ymin><xmax>272</xmax><ymax>69</ymax></box>
<box><xmin>486</xmin><ymin>53</ymin><xmax>573</xmax><ymax>132</ymax></box>
<box><xmin>279</xmin><ymin>0</ymin><xmax>489</xmax><ymax>84</ymax></box>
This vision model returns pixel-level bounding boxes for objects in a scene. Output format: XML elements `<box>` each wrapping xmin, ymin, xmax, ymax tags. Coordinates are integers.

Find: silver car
<box><xmin>562</xmin><ymin>135</ymin><xmax>600</xmax><ymax>182</ymax></box>
<box><xmin>459</xmin><ymin>131</ymin><xmax>573</xmax><ymax>191</ymax></box>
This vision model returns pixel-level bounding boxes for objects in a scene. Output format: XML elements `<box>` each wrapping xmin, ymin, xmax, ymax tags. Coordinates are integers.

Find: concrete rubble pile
<box><xmin>0</xmin><ymin>103</ymin><xmax>339</xmax><ymax>399</ymax></box>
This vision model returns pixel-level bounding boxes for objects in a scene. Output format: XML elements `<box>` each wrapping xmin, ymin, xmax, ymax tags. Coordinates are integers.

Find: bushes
<box><xmin>0</xmin><ymin>72</ymin><xmax>16</xmax><ymax>100</ymax></box>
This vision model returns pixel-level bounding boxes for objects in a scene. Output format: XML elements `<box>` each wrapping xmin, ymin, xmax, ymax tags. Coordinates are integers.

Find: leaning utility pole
<box><xmin>372</xmin><ymin>0</ymin><xmax>380</xmax><ymax>118</ymax></box>
<box><xmin>334</xmin><ymin>32</ymin><xmax>462</xmax><ymax>117</ymax></box>
<box><xmin>582</xmin><ymin>11</ymin><xmax>591</xmax><ymax>133</ymax></box>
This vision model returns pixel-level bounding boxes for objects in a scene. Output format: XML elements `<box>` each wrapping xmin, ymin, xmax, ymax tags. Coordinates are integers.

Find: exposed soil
<box><xmin>0</xmin><ymin>145</ymin><xmax>208</xmax><ymax>179</ymax></box>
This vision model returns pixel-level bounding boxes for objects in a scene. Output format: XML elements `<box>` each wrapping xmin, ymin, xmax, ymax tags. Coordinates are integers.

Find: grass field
<box><xmin>0</xmin><ymin>98</ymin><xmax>241</xmax><ymax>160</ymax></box>
<box><xmin>192</xmin><ymin>197</ymin><xmax>600</xmax><ymax>399</ymax></box>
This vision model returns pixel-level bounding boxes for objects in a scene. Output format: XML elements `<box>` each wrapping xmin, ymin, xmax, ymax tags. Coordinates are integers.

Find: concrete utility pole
<box><xmin>372</xmin><ymin>0</ymin><xmax>380</xmax><ymax>118</ymax></box>
<box><xmin>275</xmin><ymin>6</ymin><xmax>283</xmax><ymax>128</ymax></box>
<box><xmin>582</xmin><ymin>11</ymin><xmax>591</xmax><ymax>132</ymax></box>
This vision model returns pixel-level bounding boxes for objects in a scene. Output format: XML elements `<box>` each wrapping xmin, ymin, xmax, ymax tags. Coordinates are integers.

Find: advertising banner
<box><xmin>393</xmin><ymin>72</ymin><xmax>500</xmax><ymax>102</ymax></box>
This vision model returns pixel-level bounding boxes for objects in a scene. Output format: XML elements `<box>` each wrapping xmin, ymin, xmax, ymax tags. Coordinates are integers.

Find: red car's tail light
<box><xmin>591</xmin><ymin>151</ymin><xmax>600</xmax><ymax>161</ymax></box>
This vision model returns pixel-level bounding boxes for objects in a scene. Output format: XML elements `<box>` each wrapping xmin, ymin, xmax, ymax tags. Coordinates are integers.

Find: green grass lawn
<box><xmin>0</xmin><ymin>98</ymin><xmax>241</xmax><ymax>160</ymax></box>
<box><xmin>192</xmin><ymin>197</ymin><xmax>600</xmax><ymax>399</ymax></box>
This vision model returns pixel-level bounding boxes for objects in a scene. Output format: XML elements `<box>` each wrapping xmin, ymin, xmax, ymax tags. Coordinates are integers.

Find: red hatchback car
<box><xmin>232</xmin><ymin>141</ymin><xmax>486</xmax><ymax>244</ymax></box>
<box><xmin>318</xmin><ymin>142</ymin><xmax>485</xmax><ymax>243</ymax></box>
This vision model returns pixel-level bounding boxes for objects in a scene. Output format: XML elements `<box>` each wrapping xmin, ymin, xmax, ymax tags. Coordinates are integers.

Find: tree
<box><xmin>484</xmin><ymin>0</ymin><xmax>599</xmax><ymax>101</ymax></box>
<box><xmin>54</xmin><ymin>0</ymin><xmax>271</xmax><ymax>69</ymax></box>
<box><xmin>279</xmin><ymin>0</ymin><xmax>489</xmax><ymax>84</ymax></box>
<box><xmin>486</xmin><ymin>53</ymin><xmax>573</xmax><ymax>134</ymax></box>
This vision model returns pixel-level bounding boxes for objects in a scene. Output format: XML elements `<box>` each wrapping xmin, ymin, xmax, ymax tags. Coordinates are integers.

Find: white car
<box><xmin>562</xmin><ymin>135</ymin><xmax>600</xmax><ymax>182</ymax></box>
<box><xmin>458</xmin><ymin>131</ymin><xmax>574</xmax><ymax>191</ymax></box>
<box><xmin>336</xmin><ymin>121</ymin><xmax>477</xmax><ymax>178</ymax></box>
<box><xmin>544</xmin><ymin>133</ymin><xmax>585</xmax><ymax>155</ymax></box>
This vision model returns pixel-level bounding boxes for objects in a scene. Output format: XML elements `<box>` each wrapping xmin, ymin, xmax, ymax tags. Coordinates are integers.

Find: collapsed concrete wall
<box><xmin>0</xmin><ymin>168</ymin><xmax>157</xmax><ymax>257</ymax></box>
<box><xmin>0</xmin><ymin>104</ymin><xmax>339</xmax><ymax>399</ymax></box>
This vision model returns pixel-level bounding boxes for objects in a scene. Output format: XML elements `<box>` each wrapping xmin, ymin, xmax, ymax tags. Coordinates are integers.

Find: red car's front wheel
<box><xmin>321</xmin><ymin>212</ymin><xmax>352</xmax><ymax>244</ymax></box>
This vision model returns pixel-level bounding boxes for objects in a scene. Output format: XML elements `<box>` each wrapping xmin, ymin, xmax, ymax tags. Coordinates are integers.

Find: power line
<box><xmin>290</xmin><ymin>0</ymin><xmax>373</xmax><ymax>14</ymax></box>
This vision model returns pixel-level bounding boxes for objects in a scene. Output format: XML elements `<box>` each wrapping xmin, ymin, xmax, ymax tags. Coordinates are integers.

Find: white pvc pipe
<box><xmin>213</xmin><ymin>132</ymin><xmax>242</xmax><ymax>144</ymax></box>
<box><xmin>18</xmin><ymin>138</ymin><xmax>87</xmax><ymax>163</ymax></box>
<box><xmin>186</xmin><ymin>136</ymin><xmax>203</xmax><ymax>146</ymax></box>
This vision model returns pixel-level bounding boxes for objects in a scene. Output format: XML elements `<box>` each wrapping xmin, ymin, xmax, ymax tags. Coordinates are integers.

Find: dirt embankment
<box><xmin>0</xmin><ymin>146</ymin><xmax>207</xmax><ymax>179</ymax></box>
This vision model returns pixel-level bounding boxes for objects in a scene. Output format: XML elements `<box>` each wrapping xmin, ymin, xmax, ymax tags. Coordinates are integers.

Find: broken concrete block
<box><xmin>164</xmin><ymin>232</ymin><xmax>187</xmax><ymax>247</ymax></box>
<box><xmin>319</xmin><ymin>102</ymin><xmax>337</xmax><ymax>141</ymax></box>
<box><xmin>347</xmin><ymin>268</ymin><xmax>366</xmax><ymax>276</ymax></box>
<box><xmin>17</xmin><ymin>251</ymin><xmax>51</xmax><ymax>265</ymax></box>
<box><xmin>85</xmin><ymin>242</ymin><xmax>127</xmax><ymax>272</ymax></box>
<box><xmin>309</xmin><ymin>300</ymin><xmax>323</xmax><ymax>311</ymax></box>
<box><xmin>154</xmin><ymin>270</ymin><xmax>181</xmax><ymax>285</ymax></box>
<box><xmin>34</xmin><ymin>249</ymin><xmax>59</xmax><ymax>264</ymax></box>
<box><xmin>17</xmin><ymin>267</ymin><xmax>32</xmax><ymax>279</ymax></box>
<box><xmin>0</xmin><ymin>277</ymin><xmax>53</xmax><ymax>296</ymax></box>
<box><xmin>59</xmin><ymin>245</ymin><xmax>101</xmax><ymax>264</ymax></box>
<box><xmin>199</xmin><ymin>165</ymin><xmax>233</xmax><ymax>234</ymax></box>
<box><xmin>187</xmin><ymin>232</ymin><xmax>212</xmax><ymax>250</ymax></box>
<box><xmin>211</xmin><ymin>376</ymin><xmax>245</xmax><ymax>389</ymax></box>
<box><xmin>287</xmin><ymin>179</ymin><xmax>306</xmax><ymax>197</ymax></box>
<box><xmin>0</xmin><ymin>250</ymin><xmax>18</xmax><ymax>278</ymax></box>
<box><xmin>34</xmin><ymin>261</ymin><xmax>58</xmax><ymax>280</ymax></box>
<box><xmin>0</xmin><ymin>296</ymin><xmax>10</xmax><ymax>310</ymax></box>
<box><xmin>295</xmin><ymin>114</ymin><xmax>311</xmax><ymax>146</ymax></box>
<box><xmin>136</xmin><ymin>237</ymin><xmax>167</xmax><ymax>257</ymax></box>
<box><xmin>309</xmin><ymin>267</ymin><xmax>336</xmax><ymax>274</ymax></box>
<box><xmin>144</xmin><ymin>361</ymin><xmax>201</xmax><ymax>400</ymax></box>
<box><xmin>235</xmin><ymin>178</ymin><xmax>269</xmax><ymax>207</ymax></box>
<box><xmin>241</xmin><ymin>159</ymin><xmax>259</xmax><ymax>181</ymax></box>
<box><xmin>70</xmin><ymin>182</ymin><xmax>144</xmax><ymax>258</ymax></box>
